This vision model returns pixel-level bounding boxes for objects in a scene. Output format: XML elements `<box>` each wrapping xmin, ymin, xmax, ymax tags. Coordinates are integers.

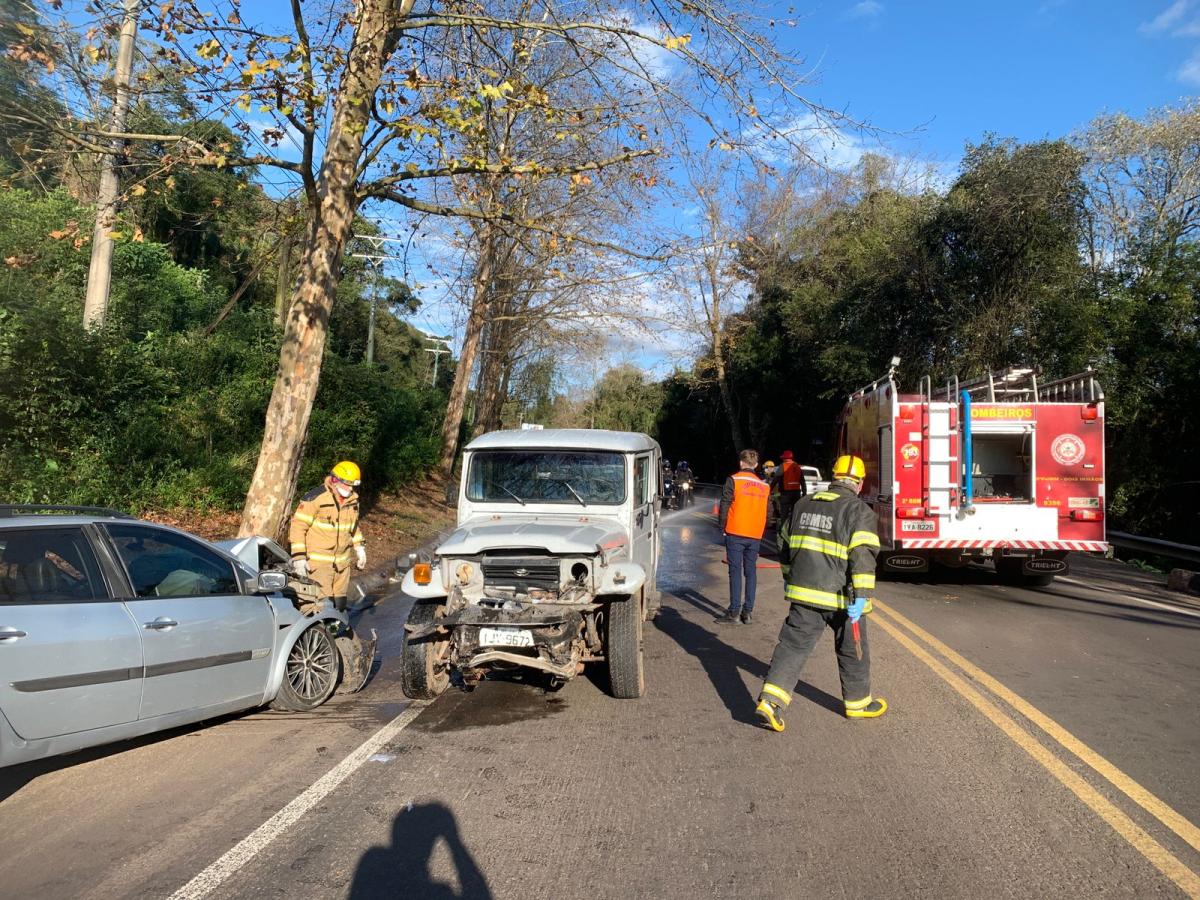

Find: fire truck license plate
<box><xmin>901</xmin><ymin>520</ymin><xmax>936</xmax><ymax>532</ymax></box>
<box><xmin>479</xmin><ymin>627</ymin><xmax>534</xmax><ymax>648</ymax></box>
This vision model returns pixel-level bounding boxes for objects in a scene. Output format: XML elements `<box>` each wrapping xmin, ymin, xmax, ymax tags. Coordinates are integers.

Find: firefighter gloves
<box><xmin>847</xmin><ymin>597</ymin><xmax>867</xmax><ymax>623</ymax></box>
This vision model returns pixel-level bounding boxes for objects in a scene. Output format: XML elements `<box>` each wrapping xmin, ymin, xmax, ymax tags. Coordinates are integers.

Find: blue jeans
<box><xmin>725</xmin><ymin>534</ymin><xmax>759</xmax><ymax>613</ymax></box>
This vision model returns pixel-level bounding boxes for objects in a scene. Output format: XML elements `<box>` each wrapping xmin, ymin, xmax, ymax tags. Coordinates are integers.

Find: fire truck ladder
<box><xmin>935</xmin><ymin>366</ymin><xmax>1104</xmax><ymax>404</ymax></box>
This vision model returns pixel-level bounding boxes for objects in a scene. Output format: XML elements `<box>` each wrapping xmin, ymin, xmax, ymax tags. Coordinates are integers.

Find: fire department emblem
<box><xmin>1051</xmin><ymin>434</ymin><xmax>1085</xmax><ymax>466</ymax></box>
<box><xmin>900</xmin><ymin>442</ymin><xmax>920</xmax><ymax>461</ymax></box>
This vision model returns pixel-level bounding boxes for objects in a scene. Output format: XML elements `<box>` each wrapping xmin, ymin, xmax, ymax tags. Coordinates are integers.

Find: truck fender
<box><xmin>598</xmin><ymin>562</ymin><xmax>646</xmax><ymax>597</ymax></box>
<box><xmin>401</xmin><ymin>564</ymin><xmax>448</xmax><ymax>599</ymax></box>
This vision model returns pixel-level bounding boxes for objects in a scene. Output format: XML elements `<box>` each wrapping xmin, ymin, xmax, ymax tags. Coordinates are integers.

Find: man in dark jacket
<box><xmin>755</xmin><ymin>454</ymin><xmax>886</xmax><ymax>731</ymax></box>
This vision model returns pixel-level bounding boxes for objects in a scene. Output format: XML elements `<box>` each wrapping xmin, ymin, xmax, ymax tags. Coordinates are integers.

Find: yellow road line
<box><xmin>876</xmin><ymin>599</ymin><xmax>1200</xmax><ymax>858</ymax></box>
<box><xmin>872</xmin><ymin>612</ymin><xmax>1200</xmax><ymax>898</ymax></box>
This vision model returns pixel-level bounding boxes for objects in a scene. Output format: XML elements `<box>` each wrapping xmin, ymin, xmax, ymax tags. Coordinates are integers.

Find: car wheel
<box><xmin>605</xmin><ymin>595</ymin><xmax>645</xmax><ymax>699</ymax></box>
<box><xmin>401</xmin><ymin>602</ymin><xmax>452</xmax><ymax>700</ymax></box>
<box><xmin>272</xmin><ymin>624</ymin><xmax>341</xmax><ymax>712</ymax></box>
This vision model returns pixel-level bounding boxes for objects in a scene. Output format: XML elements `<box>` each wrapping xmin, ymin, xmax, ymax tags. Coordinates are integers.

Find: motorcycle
<box><xmin>676</xmin><ymin>477</ymin><xmax>694</xmax><ymax>508</ymax></box>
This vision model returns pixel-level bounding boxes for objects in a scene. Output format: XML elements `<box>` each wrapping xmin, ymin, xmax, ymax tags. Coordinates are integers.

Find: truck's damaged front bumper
<box><xmin>405</xmin><ymin>601</ymin><xmax>591</xmax><ymax>679</ymax></box>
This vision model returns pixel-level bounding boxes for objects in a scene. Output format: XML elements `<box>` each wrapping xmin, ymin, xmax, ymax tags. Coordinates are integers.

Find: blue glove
<box><xmin>846</xmin><ymin>597</ymin><xmax>867</xmax><ymax>623</ymax></box>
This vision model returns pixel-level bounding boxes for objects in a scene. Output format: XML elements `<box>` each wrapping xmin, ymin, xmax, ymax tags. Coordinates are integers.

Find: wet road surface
<box><xmin>1</xmin><ymin>506</ymin><xmax>1198</xmax><ymax>898</ymax></box>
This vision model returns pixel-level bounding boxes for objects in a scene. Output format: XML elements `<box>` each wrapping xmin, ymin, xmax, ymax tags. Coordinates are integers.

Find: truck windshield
<box><xmin>467</xmin><ymin>451</ymin><xmax>626</xmax><ymax>505</ymax></box>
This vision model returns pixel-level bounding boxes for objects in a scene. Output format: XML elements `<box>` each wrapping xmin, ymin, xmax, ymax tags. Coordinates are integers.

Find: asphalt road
<box><xmin>1</xmin><ymin>507</ymin><xmax>1198</xmax><ymax>899</ymax></box>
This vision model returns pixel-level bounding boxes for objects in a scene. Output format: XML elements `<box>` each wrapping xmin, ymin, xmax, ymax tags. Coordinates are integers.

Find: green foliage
<box><xmin>584</xmin><ymin>365</ymin><xmax>663</xmax><ymax>435</ymax></box>
<box><xmin>0</xmin><ymin>189</ymin><xmax>445</xmax><ymax>513</ymax></box>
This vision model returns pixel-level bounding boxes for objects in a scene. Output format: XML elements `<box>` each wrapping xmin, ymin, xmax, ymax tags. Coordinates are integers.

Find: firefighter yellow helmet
<box><xmin>331</xmin><ymin>460</ymin><xmax>362</xmax><ymax>486</ymax></box>
<box><xmin>832</xmin><ymin>455</ymin><xmax>866</xmax><ymax>482</ymax></box>
<box><xmin>764</xmin><ymin>460</ymin><xmax>776</xmax><ymax>468</ymax></box>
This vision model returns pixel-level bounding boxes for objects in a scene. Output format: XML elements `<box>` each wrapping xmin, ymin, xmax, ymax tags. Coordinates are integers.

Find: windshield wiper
<box><xmin>488</xmin><ymin>480</ymin><xmax>525</xmax><ymax>505</ymax></box>
<box><xmin>562</xmin><ymin>481</ymin><xmax>588</xmax><ymax>507</ymax></box>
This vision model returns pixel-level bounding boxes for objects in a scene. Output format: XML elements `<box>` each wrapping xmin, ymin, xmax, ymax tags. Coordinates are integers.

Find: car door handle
<box><xmin>144</xmin><ymin>617</ymin><xmax>178</xmax><ymax>630</ymax></box>
<box><xmin>0</xmin><ymin>627</ymin><xmax>27</xmax><ymax>642</ymax></box>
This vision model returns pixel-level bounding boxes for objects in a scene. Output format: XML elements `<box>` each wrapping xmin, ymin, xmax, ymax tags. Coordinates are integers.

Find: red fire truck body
<box><xmin>838</xmin><ymin>364</ymin><xmax>1106</xmax><ymax>580</ymax></box>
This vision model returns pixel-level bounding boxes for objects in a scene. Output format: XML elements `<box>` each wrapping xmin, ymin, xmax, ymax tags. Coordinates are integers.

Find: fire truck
<box><xmin>838</xmin><ymin>359</ymin><xmax>1106</xmax><ymax>584</ymax></box>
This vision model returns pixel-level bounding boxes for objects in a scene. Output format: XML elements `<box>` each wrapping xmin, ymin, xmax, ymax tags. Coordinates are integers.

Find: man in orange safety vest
<box><xmin>716</xmin><ymin>448</ymin><xmax>770</xmax><ymax>625</ymax></box>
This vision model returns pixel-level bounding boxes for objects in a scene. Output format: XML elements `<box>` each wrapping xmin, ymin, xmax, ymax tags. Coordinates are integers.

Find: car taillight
<box><xmin>897</xmin><ymin>507</ymin><xmax>926</xmax><ymax>519</ymax></box>
<box><xmin>1070</xmin><ymin>509</ymin><xmax>1103</xmax><ymax>522</ymax></box>
<box><xmin>413</xmin><ymin>562</ymin><xmax>432</xmax><ymax>584</ymax></box>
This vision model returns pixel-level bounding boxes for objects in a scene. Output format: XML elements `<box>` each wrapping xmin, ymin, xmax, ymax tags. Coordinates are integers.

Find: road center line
<box><xmin>169</xmin><ymin>700</ymin><xmax>430</xmax><ymax>900</ymax></box>
<box><xmin>1055</xmin><ymin>576</ymin><xmax>1200</xmax><ymax>620</ymax></box>
<box><xmin>876</xmin><ymin>600</ymin><xmax>1200</xmax><ymax>857</ymax></box>
<box><xmin>872</xmin><ymin>612</ymin><xmax>1200</xmax><ymax>898</ymax></box>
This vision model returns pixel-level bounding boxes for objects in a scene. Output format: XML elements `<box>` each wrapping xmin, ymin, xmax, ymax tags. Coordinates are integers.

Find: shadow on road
<box><xmin>349</xmin><ymin>801</ymin><xmax>492</xmax><ymax>900</ymax></box>
<box><xmin>655</xmin><ymin>595</ymin><xmax>843</xmax><ymax>724</ymax></box>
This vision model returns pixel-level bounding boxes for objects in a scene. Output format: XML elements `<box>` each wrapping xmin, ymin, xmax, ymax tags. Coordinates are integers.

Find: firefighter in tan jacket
<box><xmin>289</xmin><ymin>460</ymin><xmax>367</xmax><ymax>611</ymax></box>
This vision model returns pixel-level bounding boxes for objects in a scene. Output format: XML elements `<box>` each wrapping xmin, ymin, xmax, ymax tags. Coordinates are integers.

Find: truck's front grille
<box><xmin>482</xmin><ymin>557</ymin><xmax>560</xmax><ymax>593</ymax></box>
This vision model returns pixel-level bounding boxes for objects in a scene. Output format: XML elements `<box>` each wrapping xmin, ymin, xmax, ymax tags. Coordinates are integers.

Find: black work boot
<box><xmin>714</xmin><ymin>609</ymin><xmax>740</xmax><ymax>625</ymax></box>
<box><xmin>740</xmin><ymin>608</ymin><xmax>753</xmax><ymax>624</ymax></box>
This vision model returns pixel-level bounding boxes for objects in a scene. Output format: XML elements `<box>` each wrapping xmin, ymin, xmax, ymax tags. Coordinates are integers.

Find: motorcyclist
<box><xmin>675</xmin><ymin>460</ymin><xmax>695</xmax><ymax>507</ymax></box>
<box><xmin>661</xmin><ymin>459</ymin><xmax>677</xmax><ymax>509</ymax></box>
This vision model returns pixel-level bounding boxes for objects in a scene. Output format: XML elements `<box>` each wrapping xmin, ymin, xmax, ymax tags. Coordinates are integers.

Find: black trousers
<box><xmin>764</xmin><ymin>602</ymin><xmax>871</xmax><ymax>705</ymax></box>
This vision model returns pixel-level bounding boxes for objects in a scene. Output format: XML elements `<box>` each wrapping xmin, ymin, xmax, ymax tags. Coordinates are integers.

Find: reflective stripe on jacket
<box><xmin>777</xmin><ymin>482</ymin><xmax>880</xmax><ymax>612</ymax></box>
<box><xmin>288</xmin><ymin>480</ymin><xmax>365</xmax><ymax>570</ymax></box>
<box><xmin>780</xmin><ymin>459</ymin><xmax>805</xmax><ymax>492</ymax></box>
<box><xmin>720</xmin><ymin>471</ymin><xmax>770</xmax><ymax>540</ymax></box>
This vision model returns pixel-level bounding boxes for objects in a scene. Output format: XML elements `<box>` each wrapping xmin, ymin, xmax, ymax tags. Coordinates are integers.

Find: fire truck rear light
<box><xmin>897</xmin><ymin>507</ymin><xmax>926</xmax><ymax>519</ymax></box>
<box><xmin>1081</xmin><ymin>404</ymin><xmax>1099</xmax><ymax>422</ymax></box>
<box><xmin>1070</xmin><ymin>509</ymin><xmax>1103</xmax><ymax>522</ymax></box>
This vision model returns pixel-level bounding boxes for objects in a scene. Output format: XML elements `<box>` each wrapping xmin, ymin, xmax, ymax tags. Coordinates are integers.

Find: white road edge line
<box><xmin>1057</xmin><ymin>576</ymin><xmax>1200</xmax><ymax>620</ymax></box>
<box><xmin>169</xmin><ymin>700</ymin><xmax>430</xmax><ymax>900</ymax></box>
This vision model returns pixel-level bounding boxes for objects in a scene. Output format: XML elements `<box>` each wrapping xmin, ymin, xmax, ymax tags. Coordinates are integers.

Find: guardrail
<box><xmin>1108</xmin><ymin>532</ymin><xmax>1200</xmax><ymax>568</ymax></box>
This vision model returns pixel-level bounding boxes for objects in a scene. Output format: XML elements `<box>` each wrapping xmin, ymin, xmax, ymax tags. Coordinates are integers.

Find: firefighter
<box><xmin>771</xmin><ymin>450</ymin><xmax>808</xmax><ymax>525</ymax></box>
<box><xmin>755</xmin><ymin>454</ymin><xmax>886</xmax><ymax>731</ymax></box>
<box><xmin>716</xmin><ymin>449</ymin><xmax>770</xmax><ymax>625</ymax></box>
<box><xmin>289</xmin><ymin>460</ymin><xmax>367</xmax><ymax>612</ymax></box>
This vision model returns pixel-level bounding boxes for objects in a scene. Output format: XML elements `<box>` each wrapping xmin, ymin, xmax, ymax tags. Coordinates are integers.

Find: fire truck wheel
<box><xmin>995</xmin><ymin>557</ymin><xmax>1055</xmax><ymax>588</ymax></box>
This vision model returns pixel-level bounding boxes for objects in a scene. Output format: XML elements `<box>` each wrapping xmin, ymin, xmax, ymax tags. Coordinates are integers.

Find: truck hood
<box><xmin>439</xmin><ymin>515</ymin><xmax>630</xmax><ymax>559</ymax></box>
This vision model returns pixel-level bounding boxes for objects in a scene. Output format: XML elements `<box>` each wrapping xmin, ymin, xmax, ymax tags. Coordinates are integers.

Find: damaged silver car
<box><xmin>401</xmin><ymin>429</ymin><xmax>662</xmax><ymax>699</ymax></box>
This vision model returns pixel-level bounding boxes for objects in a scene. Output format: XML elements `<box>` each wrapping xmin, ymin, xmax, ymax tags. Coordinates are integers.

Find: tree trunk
<box><xmin>439</xmin><ymin>229</ymin><xmax>497</xmax><ymax>475</ymax></box>
<box><xmin>474</xmin><ymin>309</ymin><xmax>514</xmax><ymax>437</ymax></box>
<box><xmin>238</xmin><ymin>0</ymin><xmax>405</xmax><ymax>539</ymax></box>
<box><xmin>711</xmin><ymin>329</ymin><xmax>745</xmax><ymax>452</ymax></box>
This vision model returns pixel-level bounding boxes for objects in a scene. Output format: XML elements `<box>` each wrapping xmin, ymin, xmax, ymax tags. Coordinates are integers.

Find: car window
<box><xmin>634</xmin><ymin>456</ymin><xmax>650</xmax><ymax>507</ymax></box>
<box><xmin>0</xmin><ymin>527</ymin><xmax>106</xmax><ymax>604</ymax></box>
<box><xmin>105</xmin><ymin>524</ymin><xmax>239</xmax><ymax>598</ymax></box>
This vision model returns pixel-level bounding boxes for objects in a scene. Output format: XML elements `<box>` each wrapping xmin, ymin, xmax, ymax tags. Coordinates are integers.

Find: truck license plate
<box><xmin>901</xmin><ymin>520</ymin><xmax>936</xmax><ymax>532</ymax></box>
<box><xmin>479</xmin><ymin>627</ymin><xmax>534</xmax><ymax>648</ymax></box>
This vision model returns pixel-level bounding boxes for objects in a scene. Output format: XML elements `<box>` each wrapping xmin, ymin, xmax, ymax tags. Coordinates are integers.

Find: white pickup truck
<box><xmin>401</xmin><ymin>429</ymin><xmax>663</xmax><ymax>700</ymax></box>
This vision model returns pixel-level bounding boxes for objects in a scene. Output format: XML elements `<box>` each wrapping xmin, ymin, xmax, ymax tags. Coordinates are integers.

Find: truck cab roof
<box><xmin>465</xmin><ymin>429</ymin><xmax>660</xmax><ymax>454</ymax></box>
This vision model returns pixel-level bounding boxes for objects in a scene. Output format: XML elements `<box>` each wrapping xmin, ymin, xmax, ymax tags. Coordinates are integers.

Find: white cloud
<box><xmin>846</xmin><ymin>2</ymin><xmax>884</xmax><ymax>21</ymax></box>
<box><xmin>1140</xmin><ymin>0</ymin><xmax>1190</xmax><ymax>34</ymax></box>
<box><xmin>1178</xmin><ymin>48</ymin><xmax>1200</xmax><ymax>83</ymax></box>
<box><xmin>744</xmin><ymin>113</ymin><xmax>868</xmax><ymax>169</ymax></box>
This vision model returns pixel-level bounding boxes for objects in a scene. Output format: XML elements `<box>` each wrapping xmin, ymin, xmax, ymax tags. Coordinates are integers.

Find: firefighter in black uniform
<box><xmin>755</xmin><ymin>454</ymin><xmax>887</xmax><ymax>731</ymax></box>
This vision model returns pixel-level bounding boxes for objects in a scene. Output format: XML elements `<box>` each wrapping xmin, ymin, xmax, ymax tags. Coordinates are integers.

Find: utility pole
<box><xmin>83</xmin><ymin>0</ymin><xmax>140</xmax><ymax>330</ymax></box>
<box><xmin>350</xmin><ymin>233</ymin><xmax>408</xmax><ymax>365</ymax></box>
<box><xmin>424</xmin><ymin>338</ymin><xmax>452</xmax><ymax>385</ymax></box>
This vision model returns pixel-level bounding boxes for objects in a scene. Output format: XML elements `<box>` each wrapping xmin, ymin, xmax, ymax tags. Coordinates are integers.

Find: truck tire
<box><xmin>271</xmin><ymin>624</ymin><xmax>341</xmax><ymax>712</ymax></box>
<box><xmin>605</xmin><ymin>596</ymin><xmax>645</xmax><ymax>699</ymax></box>
<box><xmin>401</xmin><ymin>602</ymin><xmax>452</xmax><ymax>700</ymax></box>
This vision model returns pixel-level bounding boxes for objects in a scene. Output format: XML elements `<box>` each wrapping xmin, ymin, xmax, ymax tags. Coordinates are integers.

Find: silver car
<box><xmin>0</xmin><ymin>506</ymin><xmax>365</xmax><ymax>769</ymax></box>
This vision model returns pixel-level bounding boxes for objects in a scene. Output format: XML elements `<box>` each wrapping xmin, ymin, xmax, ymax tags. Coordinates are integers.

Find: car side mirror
<box><xmin>254</xmin><ymin>571</ymin><xmax>289</xmax><ymax>593</ymax></box>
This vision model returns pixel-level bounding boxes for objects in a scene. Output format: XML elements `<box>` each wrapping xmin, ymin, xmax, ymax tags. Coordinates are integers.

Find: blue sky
<box><xmin>783</xmin><ymin>0</ymin><xmax>1195</xmax><ymax>172</ymax></box>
